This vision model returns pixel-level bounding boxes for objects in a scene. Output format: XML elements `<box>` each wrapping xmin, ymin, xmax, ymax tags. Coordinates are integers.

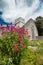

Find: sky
<box><xmin>0</xmin><ymin>0</ymin><xmax>43</xmax><ymax>23</ymax></box>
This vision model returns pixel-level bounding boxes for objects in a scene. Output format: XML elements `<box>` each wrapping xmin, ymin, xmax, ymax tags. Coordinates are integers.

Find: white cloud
<box><xmin>29</xmin><ymin>3</ymin><xmax>43</xmax><ymax>20</ymax></box>
<box><xmin>1</xmin><ymin>0</ymin><xmax>43</xmax><ymax>23</ymax></box>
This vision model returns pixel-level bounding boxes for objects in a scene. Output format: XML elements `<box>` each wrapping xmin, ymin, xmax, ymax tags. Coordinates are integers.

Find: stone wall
<box><xmin>36</xmin><ymin>36</ymin><xmax>43</xmax><ymax>40</ymax></box>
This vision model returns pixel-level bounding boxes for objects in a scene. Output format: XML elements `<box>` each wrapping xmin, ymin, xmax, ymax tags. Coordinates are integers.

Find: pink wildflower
<box><xmin>18</xmin><ymin>34</ymin><xmax>22</xmax><ymax>42</ymax></box>
<box><xmin>20</xmin><ymin>42</ymin><xmax>24</xmax><ymax>48</ymax></box>
<box><xmin>12</xmin><ymin>42</ymin><xmax>17</xmax><ymax>47</ymax></box>
<box><xmin>14</xmin><ymin>47</ymin><xmax>18</xmax><ymax>51</ymax></box>
<box><xmin>11</xmin><ymin>27</ymin><xmax>15</xmax><ymax>32</ymax></box>
<box><xmin>28</xmin><ymin>35</ymin><xmax>31</xmax><ymax>38</ymax></box>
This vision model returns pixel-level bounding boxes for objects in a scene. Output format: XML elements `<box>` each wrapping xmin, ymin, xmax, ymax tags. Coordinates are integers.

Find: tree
<box><xmin>35</xmin><ymin>16</ymin><xmax>43</xmax><ymax>36</ymax></box>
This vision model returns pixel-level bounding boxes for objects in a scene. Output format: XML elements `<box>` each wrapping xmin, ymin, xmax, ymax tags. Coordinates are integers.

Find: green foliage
<box><xmin>28</xmin><ymin>40</ymin><xmax>43</xmax><ymax>46</ymax></box>
<box><xmin>20</xmin><ymin>49</ymin><xmax>37</xmax><ymax>65</ymax></box>
<box><xmin>0</xmin><ymin>32</ymin><xmax>43</xmax><ymax>65</ymax></box>
<box><xmin>20</xmin><ymin>40</ymin><xmax>43</xmax><ymax>65</ymax></box>
<box><xmin>35</xmin><ymin>16</ymin><xmax>43</xmax><ymax>36</ymax></box>
<box><xmin>0</xmin><ymin>32</ymin><xmax>29</xmax><ymax>65</ymax></box>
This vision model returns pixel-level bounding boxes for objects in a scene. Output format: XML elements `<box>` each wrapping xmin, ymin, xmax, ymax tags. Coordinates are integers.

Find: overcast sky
<box><xmin>0</xmin><ymin>0</ymin><xmax>43</xmax><ymax>23</ymax></box>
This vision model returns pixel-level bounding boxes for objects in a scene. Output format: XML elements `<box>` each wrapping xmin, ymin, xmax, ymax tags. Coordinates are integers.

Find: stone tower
<box><xmin>15</xmin><ymin>17</ymin><xmax>38</xmax><ymax>40</ymax></box>
<box><xmin>23</xmin><ymin>19</ymin><xmax>38</xmax><ymax>40</ymax></box>
<box><xmin>15</xmin><ymin>17</ymin><xmax>25</xmax><ymax>27</ymax></box>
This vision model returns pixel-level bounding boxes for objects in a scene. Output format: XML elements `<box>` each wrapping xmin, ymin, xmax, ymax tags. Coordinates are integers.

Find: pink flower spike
<box><xmin>13</xmin><ymin>43</ymin><xmax>17</xmax><ymax>47</ymax></box>
<box><xmin>20</xmin><ymin>43</ymin><xmax>24</xmax><ymax>48</ymax></box>
<box><xmin>18</xmin><ymin>34</ymin><xmax>22</xmax><ymax>42</ymax></box>
<box><xmin>14</xmin><ymin>47</ymin><xmax>18</xmax><ymax>51</ymax></box>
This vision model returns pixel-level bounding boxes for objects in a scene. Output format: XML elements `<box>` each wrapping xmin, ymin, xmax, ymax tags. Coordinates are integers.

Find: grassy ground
<box><xmin>28</xmin><ymin>40</ymin><xmax>43</xmax><ymax>46</ymax></box>
<box><xmin>20</xmin><ymin>40</ymin><xmax>43</xmax><ymax>65</ymax></box>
